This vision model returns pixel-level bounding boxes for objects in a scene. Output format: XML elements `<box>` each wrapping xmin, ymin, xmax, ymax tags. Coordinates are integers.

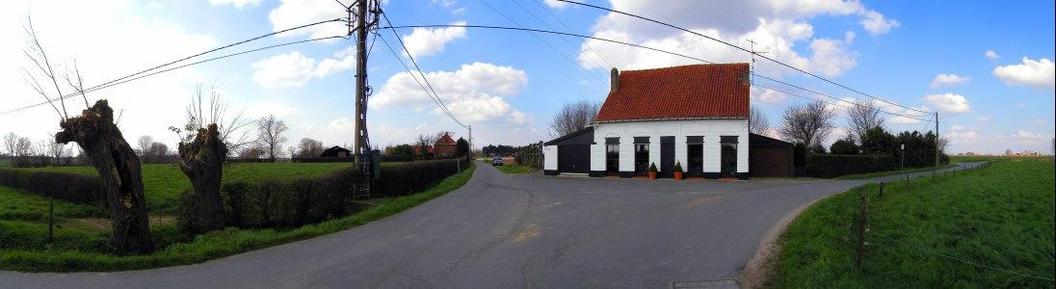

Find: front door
<box><xmin>720</xmin><ymin>136</ymin><xmax>738</xmax><ymax>177</ymax></box>
<box><xmin>660</xmin><ymin>136</ymin><xmax>674</xmax><ymax>178</ymax></box>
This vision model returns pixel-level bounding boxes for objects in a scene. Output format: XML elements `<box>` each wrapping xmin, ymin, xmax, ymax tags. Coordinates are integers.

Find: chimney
<box><xmin>610</xmin><ymin>67</ymin><xmax>620</xmax><ymax>92</ymax></box>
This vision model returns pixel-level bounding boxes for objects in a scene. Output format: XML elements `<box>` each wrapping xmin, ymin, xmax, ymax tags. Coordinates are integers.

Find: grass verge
<box><xmin>767</xmin><ymin>158</ymin><xmax>1054</xmax><ymax>289</ymax></box>
<box><xmin>0</xmin><ymin>163</ymin><xmax>475</xmax><ymax>272</ymax></box>
<box><xmin>495</xmin><ymin>164</ymin><xmax>538</xmax><ymax>174</ymax></box>
<box><xmin>835</xmin><ymin>164</ymin><xmax>958</xmax><ymax>180</ymax></box>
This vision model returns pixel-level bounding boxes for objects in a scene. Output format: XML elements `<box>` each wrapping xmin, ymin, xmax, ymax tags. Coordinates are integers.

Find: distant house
<box><xmin>320</xmin><ymin>146</ymin><xmax>352</xmax><ymax>158</ymax></box>
<box><xmin>543</xmin><ymin>64</ymin><xmax>794</xmax><ymax>179</ymax></box>
<box><xmin>434</xmin><ymin>132</ymin><xmax>457</xmax><ymax>158</ymax></box>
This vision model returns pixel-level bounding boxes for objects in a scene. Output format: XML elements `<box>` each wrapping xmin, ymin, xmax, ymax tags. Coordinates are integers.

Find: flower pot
<box><xmin>648</xmin><ymin>172</ymin><xmax>657</xmax><ymax>180</ymax></box>
<box><xmin>674</xmin><ymin>171</ymin><xmax>683</xmax><ymax>180</ymax></box>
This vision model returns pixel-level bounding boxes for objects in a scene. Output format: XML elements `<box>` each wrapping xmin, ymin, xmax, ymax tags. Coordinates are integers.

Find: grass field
<box><xmin>768</xmin><ymin>158</ymin><xmax>1055</xmax><ymax>289</ymax></box>
<box><xmin>495</xmin><ymin>164</ymin><xmax>538</xmax><ymax>174</ymax></box>
<box><xmin>0</xmin><ymin>163</ymin><xmax>475</xmax><ymax>272</ymax></box>
<box><xmin>6</xmin><ymin>162</ymin><xmax>354</xmax><ymax>214</ymax></box>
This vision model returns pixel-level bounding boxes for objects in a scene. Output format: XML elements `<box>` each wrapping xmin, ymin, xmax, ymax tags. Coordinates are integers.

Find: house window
<box><xmin>634</xmin><ymin>137</ymin><xmax>650</xmax><ymax>175</ymax></box>
<box><xmin>605</xmin><ymin>138</ymin><xmax>620</xmax><ymax>173</ymax></box>
<box><xmin>686</xmin><ymin>136</ymin><xmax>704</xmax><ymax>175</ymax></box>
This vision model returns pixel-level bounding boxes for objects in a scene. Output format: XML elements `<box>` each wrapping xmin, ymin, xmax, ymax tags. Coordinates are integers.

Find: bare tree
<box><xmin>3</xmin><ymin>133</ymin><xmax>18</xmax><ymax>156</ymax></box>
<box><xmin>846</xmin><ymin>100</ymin><xmax>885</xmax><ymax>143</ymax></box>
<box><xmin>15</xmin><ymin>137</ymin><xmax>33</xmax><ymax>157</ymax></box>
<box><xmin>47</xmin><ymin>139</ymin><xmax>70</xmax><ymax>164</ymax></box>
<box><xmin>237</xmin><ymin>144</ymin><xmax>266</xmax><ymax>159</ymax></box>
<box><xmin>256</xmin><ymin>115</ymin><xmax>288</xmax><ymax>161</ymax></box>
<box><xmin>173</xmin><ymin>85</ymin><xmax>249</xmax><ymax>233</ymax></box>
<box><xmin>137</xmin><ymin>135</ymin><xmax>154</xmax><ymax>156</ymax></box>
<box><xmin>25</xmin><ymin>16</ymin><xmax>154</xmax><ymax>253</ymax></box>
<box><xmin>296</xmin><ymin>138</ymin><xmax>325</xmax><ymax>158</ymax></box>
<box><xmin>749</xmin><ymin>107</ymin><xmax>770</xmax><ymax>135</ymax></box>
<box><xmin>548</xmin><ymin>100</ymin><xmax>600</xmax><ymax>137</ymax></box>
<box><xmin>779</xmin><ymin>100</ymin><xmax>837</xmax><ymax>147</ymax></box>
<box><xmin>286</xmin><ymin>146</ymin><xmax>297</xmax><ymax>159</ymax></box>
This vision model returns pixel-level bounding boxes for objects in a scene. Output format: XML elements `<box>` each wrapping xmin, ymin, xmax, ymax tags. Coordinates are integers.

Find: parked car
<box><xmin>492</xmin><ymin>156</ymin><xmax>504</xmax><ymax>166</ymax></box>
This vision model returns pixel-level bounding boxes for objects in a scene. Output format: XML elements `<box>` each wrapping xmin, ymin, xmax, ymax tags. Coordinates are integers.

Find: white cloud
<box><xmin>268</xmin><ymin>0</ymin><xmax>347</xmax><ymax>39</ymax></box>
<box><xmin>577</xmin><ymin>1</ymin><xmax>894</xmax><ymax>78</ymax></box>
<box><xmin>370</xmin><ymin>62</ymin><xmax>529</xmax><ymax>122</ymax></box>
<box><xmin>209</xmin><ymin>0</ymin><xmax>261</xmax><ymax>9</ymax></box>
<box><xmin>929</xmin><ymin>73</ymin><xmax>970</xmax><ymax>88</ymax></box>
<box><xmin>859</xmin><ymin>10</ymin><xmax>900</xmax><ymax>35</ymax></box>
<box><xmin>431</xmin><ymin>0</ymin><xmax>457</xmax><ymax>8</ymax></box>
<box><xmin>809</xmin><ymin>37</ymin><xmax>857</xmax><ymax>77</ymax></box>
<box><xmin>923</xmin><ymin>93</ymin><xmax>971</xmax><ymax>113</ymax></box>
<box><xmin>402</xmin><ymin>21</ymin><xmax>467</xmax><ymax>58</ymax></box>
<box><xmin>993</xmin><ymin>57</ymin><xmax>1055</xmax><ymax>89</ymax></box>
<box><xmin>0</xmin><ymin>0</ymin><xmax>216</xmax><ymax>146</ymax></box>
<box><xmin>984</xmin><ymin>50</ymin><xmax>1000</xmax><ymax>61</ymax></box>
<box><xmin>543</xmin><ymin>0</ymin><xmax>568</xmax><ymax>9</ymax></box>
<box><xmin>251</xmin><ymin>47</ymin><xmax>356</xmax><ymax>89</ymax></box>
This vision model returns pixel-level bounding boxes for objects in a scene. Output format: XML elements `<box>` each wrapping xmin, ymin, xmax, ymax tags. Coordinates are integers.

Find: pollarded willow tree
<box><xmin>172</xmin><ymin>85</ymin><xmax>250</xmax><ymax>233</ymax></box>
<box><xmin>22</xmin><ymin>16</ymin><xmax>154</xmax><ymax>253</ymax></box>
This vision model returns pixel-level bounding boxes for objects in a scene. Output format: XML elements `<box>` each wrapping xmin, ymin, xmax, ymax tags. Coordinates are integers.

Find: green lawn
<box><xmin>7</xmin><ymin>162</ymin><xmax>354</xmax><ymax>214</ymax></box>
<box><xmin>0</xmin><ymin>163</ymin><xmax>475</xmax><ymax>272</ymax></box>
<box><xmin>769</xmin><ymin>159</ymin><xmax>1055</xmax><ymax>289</ymax></box>
<box><xmin>495</xmin><ymin>164</ymin><xmax>538</xmax><ymax>174</ymax></box>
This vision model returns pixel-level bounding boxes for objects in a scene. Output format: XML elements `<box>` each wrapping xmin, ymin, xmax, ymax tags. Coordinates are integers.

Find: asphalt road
<box><xmin>0</xmin><ymin>162</ymin><xmax>981</xmax><ymax>289</ymax></box>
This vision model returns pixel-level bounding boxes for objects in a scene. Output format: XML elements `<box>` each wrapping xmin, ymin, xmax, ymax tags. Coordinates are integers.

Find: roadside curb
<box><xmin>738</xmin><ymin>196</ymin><xmax>824</xmax><ymax>289</ymax></box>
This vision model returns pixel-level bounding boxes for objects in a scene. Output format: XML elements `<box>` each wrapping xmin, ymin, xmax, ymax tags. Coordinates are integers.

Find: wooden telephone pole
<box><xmin>350</xmin><ymin>0</ymin><xmax>379</xmax><ymax>198</ymax></box>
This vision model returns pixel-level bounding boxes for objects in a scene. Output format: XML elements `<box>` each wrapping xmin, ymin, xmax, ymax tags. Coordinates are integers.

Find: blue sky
<box><xmin>1</xmin><ymin>0</ymin><xmax>1053</xmax><ymax>155</ymax></box>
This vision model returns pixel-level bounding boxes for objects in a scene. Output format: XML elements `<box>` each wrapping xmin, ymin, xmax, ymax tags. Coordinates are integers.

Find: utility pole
<box><xmin>467</xmin><ymin>124</ymin><xmax>473</xmax><ymax>160</ymax></box>
<box><xmin>350</xmin><ymin>0</ymin><xmax>378</xmax><ymax>198</ymax></box>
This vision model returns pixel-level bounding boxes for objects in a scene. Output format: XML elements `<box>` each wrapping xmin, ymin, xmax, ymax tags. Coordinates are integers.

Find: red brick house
<box><xmin>434</xmin><ymin>132</ymin><xmax>457</xmax><ymax>158</ymax></box>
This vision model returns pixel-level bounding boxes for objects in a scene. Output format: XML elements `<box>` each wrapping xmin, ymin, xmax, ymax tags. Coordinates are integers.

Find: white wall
<box><xmin>543</xmin><ymin>145</ymin><xmax>558</xmax><ymax>170</ymax></box>
<box><xmin>591</xmin><ymin>119</ymin><xmax>749</xmax><ymax>173</ymax></box>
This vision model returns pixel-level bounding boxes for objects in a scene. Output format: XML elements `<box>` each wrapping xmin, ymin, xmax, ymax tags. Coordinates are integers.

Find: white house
<box><xmin>545</xmin><ymin>63</ymin><xmax>775</xmax><ymax>179</ymax></box>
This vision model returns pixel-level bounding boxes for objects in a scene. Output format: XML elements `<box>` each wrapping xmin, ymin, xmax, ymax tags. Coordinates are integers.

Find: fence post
<box><xmin>878</xmin><ymin>182</ymin><xmax>884</xmax><ymax>199</ymax></box>
<box><xmin>855</xmin><ymin>188</ymin><xmax>868</xmax><ymax>271</ymax></box>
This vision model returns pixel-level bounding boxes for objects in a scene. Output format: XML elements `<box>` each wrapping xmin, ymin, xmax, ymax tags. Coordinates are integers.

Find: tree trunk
<box><xmin>56</xmin><ymin>100</ymin><xmax>154</xmax><ymax>254</ymax></box>
<box><xmin>177</xmin><ymin>123</ymin><xmax>227</xmax><ymax>232</ymax></box>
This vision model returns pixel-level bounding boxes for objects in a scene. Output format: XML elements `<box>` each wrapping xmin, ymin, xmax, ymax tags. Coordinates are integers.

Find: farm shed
<box><xmin>748</xmin><ymin>133</ymin><xmax>794</xmax><ymax>178</ymax></box>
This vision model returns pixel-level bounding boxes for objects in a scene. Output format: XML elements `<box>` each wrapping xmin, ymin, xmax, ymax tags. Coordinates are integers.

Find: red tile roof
<box><xmin>595</xmin><ymin>63</ymin><xmax>750</xmax><ymax>122</ymax></box>
<box><xmin>435</xmin><ymin>133</ymin><xmax>456</xmax><ymax>146</ymax></box>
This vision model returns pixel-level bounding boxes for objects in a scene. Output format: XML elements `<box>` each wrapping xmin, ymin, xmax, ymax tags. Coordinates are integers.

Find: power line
<box><xmin>375</xmin><ymin>33</ymin><xmax>461</xmax><ymax>127</ymax></box>
<box><xmin>516</xmin><ymin>0</ymin><xmax>615</xmax><ymax>70</ymax></box>
<box><xmin>4</xmin><ymin>35</ymin><xmax>346</xmax><ymax>115</ymax></box>
<box><xmin>379</xmin><ymin>12</ymin><xmax>465</xmax><ymax>128</ymax></box>
<box><xmin>477</xmin><ymin>0</ymin><xmax>606</xmax><ymax>84</ymax></box>
<box><xmin>5</xmin><ymin>18</ymin><xmax>346</xmax><ymax>115</ymax></box>
<box><xmin>753</xmin><ymin>74</ymin><xmax>934</xmax><ymax>122</ymax></box>
<box><xmin>753</xmin><ymin>81</ymin><xmax>932</xmax><ymax>123</ymax></box>
<box><xmin>554</xmin><ymin>0</ymin><xmax>929</xmax><ymax>115</ymax></box>
<box><xmin>380</xmin><ymin>24</ymin><xmax>933</xmax><ymax>122</ymax></box>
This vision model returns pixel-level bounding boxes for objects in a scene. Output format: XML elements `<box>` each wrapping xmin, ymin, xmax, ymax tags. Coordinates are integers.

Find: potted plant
<box><xmin>673</xmin><ymin>161</ymin><xmax>684</xmax><ymax>180</ymax></box>
<box><xmin>648</xmin><ymin>162</ymin><xmax>658</xmax><ymax>180</ymax></box>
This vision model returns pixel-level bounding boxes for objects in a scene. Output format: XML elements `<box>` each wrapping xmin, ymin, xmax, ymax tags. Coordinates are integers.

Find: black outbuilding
<box><xmin>543</xmin><ymin>126</ymin><xmax>594</xmax><ymax>175</ymax></box>
<box><xmin>748</xmin><ymin>133</ymin><xmax>794</xmax><ymax>178</ymax></box>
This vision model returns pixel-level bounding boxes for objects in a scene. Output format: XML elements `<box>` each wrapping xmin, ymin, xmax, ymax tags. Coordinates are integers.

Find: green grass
<box><xmin>769</xmin><ymin>159</ymin><xmax>1055</xmax><ymax>289</ymax></box>
<box><xmin>0</xmin><ymin>163</ymin><xmax>475</xmax><ymax>272</ymax></box>
<box><xmin>7</xmin><ymin>162</ymin><xmax>353</xmax><ymax>214</ymax></box>
<box><xmin>495</xmin><ymin>164</ymin><xmax>537</xmax><ymax>174</ymax></box>
<box><xmin>835</xmin><ymin>164</ymin><xmax>958</xmax><ymax>180</ymax></box>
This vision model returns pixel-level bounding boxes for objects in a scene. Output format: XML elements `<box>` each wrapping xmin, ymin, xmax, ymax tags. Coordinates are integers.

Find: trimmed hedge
<box><xmin>375</xmin><ymin>159</ymin><xmax>469</xmax><ymax>196</ymax></box>
<box><xmin>800</xmin><ymin>154</ymin><xmax>900</xmax><ymax>178</ymax></box>
<box><xmin>0</xmin><ymin>169</ymin><xmax>104</xmax><ymax>206</ymax></box>
<box><xmin>181</xmin><ymin>168</ymin><xmax>363</xmax><ymax>229</ymax></box>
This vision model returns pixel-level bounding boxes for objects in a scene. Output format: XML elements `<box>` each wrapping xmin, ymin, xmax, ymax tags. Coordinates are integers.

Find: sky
<box><xmin>0</xmin><ymin>0</ymin><xmax>1053</xmax><ymax>155</ymax></box>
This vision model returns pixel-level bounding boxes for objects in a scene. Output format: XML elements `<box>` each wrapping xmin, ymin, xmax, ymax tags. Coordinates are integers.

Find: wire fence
<box><xmin>850</xmin><ymin>161</ymin><xmax>1054</xmax><ymax>284</ymax></box>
